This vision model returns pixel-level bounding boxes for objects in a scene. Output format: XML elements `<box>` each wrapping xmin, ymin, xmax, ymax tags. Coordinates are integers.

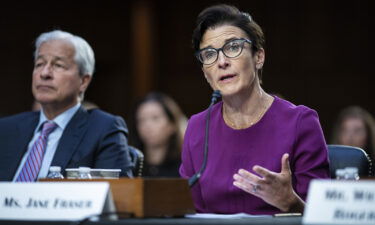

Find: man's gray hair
<box><xmin>34</xmin><ymin>30</ymin><xmax>95</xmax><ymax>76</ymax></box>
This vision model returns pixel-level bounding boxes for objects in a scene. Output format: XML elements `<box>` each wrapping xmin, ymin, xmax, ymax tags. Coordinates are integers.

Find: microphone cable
<box><xmin>188</xmin><ymin>90</ymin><xmax>221</xmax><ymax>187</ymax></box>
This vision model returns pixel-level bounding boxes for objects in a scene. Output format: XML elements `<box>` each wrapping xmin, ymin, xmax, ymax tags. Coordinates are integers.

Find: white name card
<box><xmin>0</xmin><ymin>182</ymin><xmax>113</xmax><ymax>221</ymax></box>
<box><xmin>303</xmin><ymin>180</ymin><xmax>375</xmax><ymax>225</ymax></box>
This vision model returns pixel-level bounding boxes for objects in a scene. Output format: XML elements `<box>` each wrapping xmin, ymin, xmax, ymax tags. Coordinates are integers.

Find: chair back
<box><xmin>327</xmin><ymin>144</ymin><xmax>373</xmax><ymax>178</ymax></box>
<box><xmin>128</xmin><ymin>145</ymin><xmax>144</xmax><ymax>177</ymax></box>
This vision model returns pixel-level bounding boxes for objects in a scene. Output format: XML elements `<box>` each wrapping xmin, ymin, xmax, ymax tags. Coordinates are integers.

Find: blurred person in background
<box><xmin>331</xmin><ymin>105</ymin><xmax>375</xmax><ymax>161</ymax></box>
<box><xmin>130</xmin><ymin>92</ymin><xmax>187</xmax><ymax>177</ymax></box>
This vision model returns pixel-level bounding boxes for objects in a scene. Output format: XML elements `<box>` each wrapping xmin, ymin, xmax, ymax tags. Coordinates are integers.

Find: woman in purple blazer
<box><xmin>179</xmin><ymin>4</ymin><xmax>330</xmax><ymax>215</ymax></box>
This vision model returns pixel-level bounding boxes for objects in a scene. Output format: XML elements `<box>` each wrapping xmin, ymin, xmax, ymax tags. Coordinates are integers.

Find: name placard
<box><xmin>0</xmin><ymin>182</ymin><xmax>113</xmax><ymax>221</ymax></box>
<box><xmin>303</xmin><ymin>180</ymin><xmax>375</xmax><ymax>225</ymax></box>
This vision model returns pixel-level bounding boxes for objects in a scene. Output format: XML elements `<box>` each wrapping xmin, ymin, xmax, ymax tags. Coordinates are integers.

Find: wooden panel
<box><xmin>40</xmin><ymin>178</ymin><xmax>195</xmax><ymax>218</ymax></box>
<box><xmin>143</xmin><ymin>178</ymin><xmax>195</xmax><ymax>217</ymax></box>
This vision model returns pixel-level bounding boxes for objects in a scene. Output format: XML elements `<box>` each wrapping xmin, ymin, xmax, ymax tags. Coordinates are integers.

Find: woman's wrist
<box><xmin>282</xmin><ymin>192</ymin><xmax>305</xmax><ymax>213</ymax></box>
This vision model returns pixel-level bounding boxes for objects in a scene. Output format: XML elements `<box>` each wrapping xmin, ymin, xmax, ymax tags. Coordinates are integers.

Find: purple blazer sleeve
<box><xmin>291</xmin><ymin>107</ymin><xmax>330</xmax><ymax>200</ymax></box>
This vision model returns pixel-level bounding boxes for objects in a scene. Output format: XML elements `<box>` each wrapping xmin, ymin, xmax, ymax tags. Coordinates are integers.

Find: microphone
<box><xmin>188</xmin><ymin>90</ymin><xmax>221</xmax><ymax>187</ymax></box>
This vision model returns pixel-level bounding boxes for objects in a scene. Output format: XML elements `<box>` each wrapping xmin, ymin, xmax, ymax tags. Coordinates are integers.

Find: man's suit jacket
<box><xmin>0</xmin><ymin>107</ymin><xmax>134</xmax><ymax>181</ymax></box>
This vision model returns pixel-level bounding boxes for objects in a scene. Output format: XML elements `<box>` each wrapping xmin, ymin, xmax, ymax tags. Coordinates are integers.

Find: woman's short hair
<box><xmin>34</xmin><ymin>30</ymin><xmax>95</xmax><ymax>77</ymax></box>
<box><xmin>192</xmin><ymin>4</ymin><xmax>265</xmax><ymax>55</ymax></box>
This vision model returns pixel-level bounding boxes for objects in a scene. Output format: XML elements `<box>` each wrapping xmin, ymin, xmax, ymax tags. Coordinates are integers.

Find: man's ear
<box><xmin>79</xmin><ymin>74</ymin><xmax>92</xmax><ymax>93</ymax></box>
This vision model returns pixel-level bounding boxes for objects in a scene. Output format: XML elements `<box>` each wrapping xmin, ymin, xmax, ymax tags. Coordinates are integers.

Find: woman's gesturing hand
<box><xmin>233</xmin><ymin>153</ymin><xmax>305</xmax><ymax>212</ymax></box>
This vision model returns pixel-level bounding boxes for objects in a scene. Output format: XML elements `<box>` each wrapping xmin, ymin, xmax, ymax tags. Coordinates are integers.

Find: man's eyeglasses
<box><xmin>196</xmin><ymin>38</ymin><xmax>252</xmax><ymax>65</ymax></box>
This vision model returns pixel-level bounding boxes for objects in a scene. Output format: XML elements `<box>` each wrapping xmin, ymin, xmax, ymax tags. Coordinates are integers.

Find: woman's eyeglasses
<box><xmin>196</xmin><ymin>38</ymin><xmax>252</xmax><ymax>65</ymax></box>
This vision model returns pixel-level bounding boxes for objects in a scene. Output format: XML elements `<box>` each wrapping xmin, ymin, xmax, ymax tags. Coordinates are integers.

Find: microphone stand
<box><xmin>188</xmin><ymin>90</ymin><xmax>221</xmax><ymax>187</ymax></box>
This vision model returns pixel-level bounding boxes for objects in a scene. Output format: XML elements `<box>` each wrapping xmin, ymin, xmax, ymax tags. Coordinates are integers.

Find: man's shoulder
<box><xmin>86</xmin><ymin>108</ymin><xmax>122</xmax><ymax>122</ymax></box>
<box><xmin>0</xmin><ymin>111</ymin><xmax>38</xmax><ymax>124</ymax></box>
<box><xmin>83</xmin><ymin>108</ymin><xmax>127</xmax><ymax>130</ymax></box>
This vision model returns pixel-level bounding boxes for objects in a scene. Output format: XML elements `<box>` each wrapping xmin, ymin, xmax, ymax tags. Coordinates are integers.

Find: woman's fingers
<box><xmin>236</xmin><ymin>169</ymin><xmax>262</xmax><ymax>183</ymax></box>
<box><xmin>232</xmin><ymin>154</ymin><xmax>300</xmax><ymax>212</ymax></box>
<box><xmin>233</xmin><ymin>169</ymin><xmax>264</xmax><ymax>196</ymax></box>
<box><xmin>253</xmin><ymin>165</ymin><xmax>276</xmax><ymax>182</ymax></box>
<box><xmin>280</xmin><ymin>153</ymin><xmax>292</xmax><ymax>175</ymax></box>
<box><xmin>233</xmin><ymin>180</ymin><xmax>261</xmax><ymax>196</ymax></box>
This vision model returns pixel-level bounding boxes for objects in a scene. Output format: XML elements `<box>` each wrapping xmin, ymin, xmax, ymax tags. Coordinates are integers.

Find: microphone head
<box><xmin>211</xmin><ymin>90</ymin><xmax>221</xmax><ymax>104</ymax></box>
<box><xmin>213</xmin><ymin>90</ymin><xmax>221</xmax><ymax>98</ymax></box>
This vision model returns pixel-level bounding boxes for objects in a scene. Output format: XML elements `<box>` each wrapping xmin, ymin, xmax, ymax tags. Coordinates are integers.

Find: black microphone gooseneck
<box><xmin>188</xmin><ymin>90</ymin><xmax>221</xmax><ymax>187</ymax></box>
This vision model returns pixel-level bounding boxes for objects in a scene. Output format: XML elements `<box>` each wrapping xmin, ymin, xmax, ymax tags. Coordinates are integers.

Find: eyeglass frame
<box><xmin>195</xmin><ymin>38</ymin><xmax>252</xmax><ymax>65</ymax></box>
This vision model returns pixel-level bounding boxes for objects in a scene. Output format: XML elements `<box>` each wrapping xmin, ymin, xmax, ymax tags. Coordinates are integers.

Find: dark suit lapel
<box><xmin>11</xmin><ymin>113</ymin><xmax>39</xmax><ymax>173</ymax></box>
<box><xmin>51</xmin><ymin>106</ymin><xmax>89</xmax><ymax>168</ymax></box>
<box><xmin>0</xmin><ymin>112</ymin><xmax>38</xmax><ymax>180</ymax></box>
<box><xmin>16</xmin><ymin>113</ymin><xmax>39</xmax><ymax>159</ymax></box>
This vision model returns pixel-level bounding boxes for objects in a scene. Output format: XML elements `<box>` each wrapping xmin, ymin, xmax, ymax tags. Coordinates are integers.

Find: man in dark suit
<box><xmin>0</xmin><ymin>30</ymin><xmax>133</xmax><ymax>181</ymax></box>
